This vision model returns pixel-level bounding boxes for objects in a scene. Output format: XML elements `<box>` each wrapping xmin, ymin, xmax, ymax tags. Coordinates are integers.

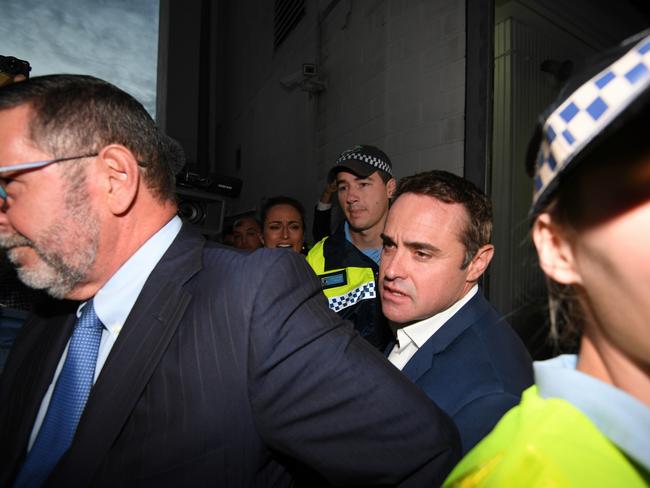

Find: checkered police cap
<box><xmin>328</xmin><ymin>145</ymin><xmax>393</xmax><ymax>182</ymax></box>
<box><xmin>527</xmin><ymin>29</ymin><xmax>650</xmax><ymax>217</ymax></box>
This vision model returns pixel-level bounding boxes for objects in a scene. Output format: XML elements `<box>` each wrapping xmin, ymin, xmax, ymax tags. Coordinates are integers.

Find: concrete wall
<box><xmin>317</xmin><ymin>0</ymin><xmax>466</xmax><ymax>183</ymax></box>
<box><xmin>216</xmin><ymin>0</ymin><xmax>467</xmax><ymax>237</ymax></box>
<box><xmin>488</xmin><ymin>0</ymin><xmax>648</xmax><ymax>356</ymax></box>
<box><xmin>216</xmin><ymin>1</ymin><xmax>320</xmax><ymax>220</ymax></box>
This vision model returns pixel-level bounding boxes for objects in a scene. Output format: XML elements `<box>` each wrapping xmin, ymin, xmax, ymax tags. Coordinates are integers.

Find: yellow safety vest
<box><xmin>444</xmin><ymin>386</ymin><xmax>650</xmax><ymax>487</ymax></box>
<box><xmin>306</xmin><ymin>238</ymin><xmax>376</xmax><ymax>312</ymax></box>
<box><xmin>306</xmin><ymin>232</ymin><xmax>390</xmax><ymax>351</ymax></box>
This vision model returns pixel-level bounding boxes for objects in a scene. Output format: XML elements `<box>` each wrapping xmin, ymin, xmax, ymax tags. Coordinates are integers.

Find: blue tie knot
<box><xmin>77</xmin><ymin>300</ymin><xmax>102</xmax><ymax>329</ymax></box>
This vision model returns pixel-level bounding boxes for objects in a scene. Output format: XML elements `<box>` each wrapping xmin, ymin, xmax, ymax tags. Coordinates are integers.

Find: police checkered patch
<box><xmin>328</xmin><ymin>282</ymin><xmax>376</xmax><ymax>313</ymax></box>
<box><xmin>533</xmin><ymin>33</ymin><xmax>650</xmax><ymax>207</ymax></box>
<box><xmin>336</xmin><ymin>149</ymin><xmax>393</xmax><ymax>177</ymax></box>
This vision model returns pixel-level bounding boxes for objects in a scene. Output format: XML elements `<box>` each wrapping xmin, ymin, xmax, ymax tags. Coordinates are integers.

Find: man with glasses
<box><xmin>0</xmin><ymin>75</ymin><xmax>459</xmax><ymax>487</ymax></box>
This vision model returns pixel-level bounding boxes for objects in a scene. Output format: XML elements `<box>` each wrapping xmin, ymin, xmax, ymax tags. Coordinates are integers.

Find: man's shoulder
<box><xmin>427</xmin><ymin>292</ymin><xmax>502</xmax><ymax>351</ymax></box>
<box><xmin>159</xmin><ymin>227</ymin><xmax>317</xmax><ymax>291</ymax></box>
<box><xmin>422</xmin><ymin>292</ymin><xmax>532</xmax><ymax>390</ymax></box>
<box><xmin>199</xmin><ymin>244</ymin><xmax>316</xmax><ymax>286</ymax></box>
<box><xmin>311</xmin><ymin>227</ymin><xmax>378</xmax><ymax>272</ymax></box>
<box><xmin>454</xmin><ymin>292</ymin><xmax>524</xmax><ymax>349</ymax></box>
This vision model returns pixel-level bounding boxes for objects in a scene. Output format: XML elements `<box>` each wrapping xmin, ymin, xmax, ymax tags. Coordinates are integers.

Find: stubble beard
<box><xmin>345</xmin><ymin>205</ymin><xmax>368</xmax><ymax>233</ymax></box>
<box><xmin>347</xmin><ymin>207</ymin><xmax>387</xmax><ymax>235</ymax></box>
<box><xmin>0</xmin><ymin>180</ymin><xmax>99</xmax><ymax>299</ymax></box>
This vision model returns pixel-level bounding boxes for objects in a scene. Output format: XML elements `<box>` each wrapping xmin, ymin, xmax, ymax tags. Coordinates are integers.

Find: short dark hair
<box><xmin>376</xmin><ymin>170</ymin><xmax>393</xmax><ymax>184</ymax></box>
<box><xmin>394</xmin><ymin>170</ymin><xmax>493</xmax><ymax>268</ymax></box>
<box><xmin>260</xmin><ymin>196</ymin><xmax>306</xmax><ymax>229</ymax></box>
<box><xmin>0</xmin><ymin>74</ymin><xmax>176</xmax><ymax>200</ymax></box>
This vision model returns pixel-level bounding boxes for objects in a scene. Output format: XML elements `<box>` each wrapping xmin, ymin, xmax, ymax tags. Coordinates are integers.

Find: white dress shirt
<box><xmin>388</xmin><ymin>285</ymin><xmax>478</xmax><ymax>370</ymax></box>
<box><xmin>28</xmin><ymin>216</ymin><xmax>183</xmax><ymax>450</ymax></box>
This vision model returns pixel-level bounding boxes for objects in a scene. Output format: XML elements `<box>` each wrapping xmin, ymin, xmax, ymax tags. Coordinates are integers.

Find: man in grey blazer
<box><xmin>0</xmin><ymin>75</ymin><xmax>459</xmax><ymax>487</ymax></box>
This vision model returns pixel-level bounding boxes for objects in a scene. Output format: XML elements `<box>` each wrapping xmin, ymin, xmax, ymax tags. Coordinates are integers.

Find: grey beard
<box><xmin>0</xmin><ymin>226</ymin><xmax>97</xmax><ymax>300</ymax></box>
<box><xmin>0</xmin><ymin>163</ymin><xmax>98</xmax><ymax>299</ymax></box>
<box><xmin>0</xmin><ymin>230</ymin><xmax>31</xmax><ymax>249</ymax></box>
<box><xmin>10</xmin><ymin>248</ymin><xmax>91</xmax><ymax>300</ymax></box>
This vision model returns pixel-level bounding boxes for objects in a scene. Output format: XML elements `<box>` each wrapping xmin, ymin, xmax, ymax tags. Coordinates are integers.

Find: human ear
<box><xmin>466</xmin><ymin>244</ymin><xmax>494</xmax><ymax>282</ymax></box>
<box><xmin>532</xmin><ymin>213</ymin><xmax>582</xmax><ymax>285</ymax></box>
<box><xmin>99</xmin><ymin>144</ymin><xmax>140</xmax><ymax>215</ymax></box>
<box><xmin>386</xmin><ymin>178</ymin><xmax>396</xmax><ymax>199</ymax></box>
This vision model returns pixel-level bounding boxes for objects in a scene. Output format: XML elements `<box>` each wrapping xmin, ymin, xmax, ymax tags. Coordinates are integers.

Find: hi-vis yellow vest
<box><xmin>306</xmin><ymin>231</ymin><xmax>389</xmax><ymax>351</ymax></box>
<box><xmin>306</xmin><ymin>238</ymin><xmax>376</xmax><ymax>313</ymax></box>
<box><xmin>444</xmin><ymin>386</ymin><xmax>650</xmax><ymax>487</ymax></box>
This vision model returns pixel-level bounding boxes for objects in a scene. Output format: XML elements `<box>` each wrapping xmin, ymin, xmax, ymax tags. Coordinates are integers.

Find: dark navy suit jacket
<box><xmin>392</xmin><ymin>290</ymin><xmax>533</xmax><ymax>454</ymax></box>
<box><xmin>0</xmin><ymin>226</ymin><xmax>460</xmax><ymax>487</ymax></box>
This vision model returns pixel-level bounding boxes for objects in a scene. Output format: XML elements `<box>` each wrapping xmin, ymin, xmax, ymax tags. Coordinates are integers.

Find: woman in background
<box><xmin>261</xmin><ymin>196</ymin><xmax>307</xmax><ymax>254</ymax></box>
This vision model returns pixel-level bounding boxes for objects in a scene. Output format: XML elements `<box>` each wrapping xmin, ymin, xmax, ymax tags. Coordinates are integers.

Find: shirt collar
<box><xmin>77</xmin><ymin>216</ymin><xmax>183</xmax><ymax>338</ymax></box>
<box><xmin>395</xmin><ymin>285</ymin><xmax>478</xmax><ymax>349</ymax></box>
<box><xmin>535</xmin><ymin>355</ymin><xmax>650</xmax><ymax>471</ymax></box>
<box><xmin>344</xmin><ymin>221</ymin><xmax>382</xmax><ymax>265</ymax></box>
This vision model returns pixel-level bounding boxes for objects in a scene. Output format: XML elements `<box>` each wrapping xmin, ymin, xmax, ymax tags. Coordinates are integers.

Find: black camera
<box><xmin>175</xmin><ymin>171</ymin><xmax>242</xmax><ymax>236</ymax></box>
<box><xmin>0</xmin><ymin>55</ymin><xmax>31</xmax><ymax>78</ymax></box>
<box><xmin>176</xmin><ymin>185</ymin><xmax>225</xmax><ymax>237</ymax></box>
<box><xmin>176</xmin><ymin>171</ymin><xmax>242</xmax><ymax>199</ymax></box>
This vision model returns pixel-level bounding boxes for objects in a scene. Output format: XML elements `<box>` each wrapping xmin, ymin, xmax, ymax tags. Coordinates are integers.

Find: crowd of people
<box><xmin>0</xmin><ymin>29</ymin><xmax>648</xmax><ymax>487</ymax></box>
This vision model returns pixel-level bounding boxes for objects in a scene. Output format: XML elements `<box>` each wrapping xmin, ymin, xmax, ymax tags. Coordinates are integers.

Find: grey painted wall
<box><xmin>316</xmin><ymin>0</ymin><xmax>466</xmax><ymax>181</ymax></box>
<box><xmin>215</xmin><ymin>0</ymin><xmax>467</xmax><ymax>240</ymax></box>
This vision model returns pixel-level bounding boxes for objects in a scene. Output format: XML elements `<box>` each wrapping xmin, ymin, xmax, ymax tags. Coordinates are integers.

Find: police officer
<box><xmin>445</xmin><ymin>29</ymin><xmax>650</xmax><ymax>486</ymax></box>
<box><xmin>307</xmin><ymin>145</ymin><xmax>395</xmax><ymax>351</ymax></box>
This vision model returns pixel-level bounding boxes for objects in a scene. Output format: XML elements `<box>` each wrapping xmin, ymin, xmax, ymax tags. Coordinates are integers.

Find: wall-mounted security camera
<box><xmin>280</xmin><ymin>63</ymin><xmax>327</xmax><ymax>93</ymax></box>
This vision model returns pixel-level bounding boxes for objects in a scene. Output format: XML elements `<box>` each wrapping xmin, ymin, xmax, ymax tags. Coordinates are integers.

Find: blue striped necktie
<box><xmin>14</xmin><ymin>299</ymin><xmax>103</xmax><ymax>488</ymax></box>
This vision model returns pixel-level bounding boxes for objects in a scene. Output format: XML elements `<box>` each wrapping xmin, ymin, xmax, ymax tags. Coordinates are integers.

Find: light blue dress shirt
<box><xmin>344</xmin><ymin>221</ymin><xmax>381</xmax><ymax>265</ymax></box>
<box><xmin>28</xmin><ymin>216</ymin><xmax>183</xmax><ymax>450</ymax></box>
<box><xmin>535</xmin><ymin>354</ymin><xmax>650</xmax><ymax>472</ymax></box>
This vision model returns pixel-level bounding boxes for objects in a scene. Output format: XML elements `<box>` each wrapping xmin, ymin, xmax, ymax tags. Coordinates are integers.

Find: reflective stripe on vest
<box><xmin>327</xmin><ymin>278</ymin><xmax>376</xmax><ymax>312</ymax></box>
<box><xmin>306</xmin><ymin>238</ymin><xmax>377</xmax><ymax>313</ymax></box>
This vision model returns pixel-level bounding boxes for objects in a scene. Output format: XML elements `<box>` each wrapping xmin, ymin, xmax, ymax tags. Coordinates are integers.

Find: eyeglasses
<box><xmin>0</xmin><ymin>153</ymin><xmax>98</xmax><ymax>202</ymax></box>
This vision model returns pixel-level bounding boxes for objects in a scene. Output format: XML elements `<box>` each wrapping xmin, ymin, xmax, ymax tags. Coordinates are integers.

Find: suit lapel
<box><xmin>401</xmin><ymin>292</ymin><xmax>491</xmax><ymax>383</ymax></box>
<box><xmin>0</xmin><ymin>304</ymin><xmax>76</xmax><ymax>486</ymax></box>
<box><xmin>49</xmin><ymin>227</ymin><xmax>205</xmax><ymax>486</ymax></box>
<box><xmin>384</xmin><ymin>338</ymin><xmax>396</xmax><ymax>357</ymax></box>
